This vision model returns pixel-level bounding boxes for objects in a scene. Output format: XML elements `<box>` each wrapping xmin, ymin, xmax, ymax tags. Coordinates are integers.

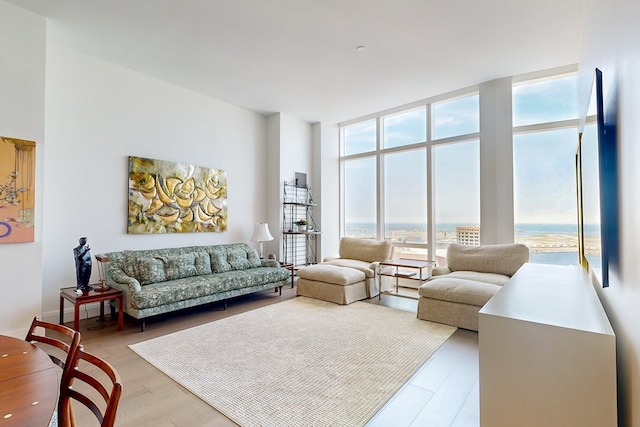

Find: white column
<box><xmin>479</xmin><ymin>78</ymin><xmax>514</xmax><ymax>244</ymax></box>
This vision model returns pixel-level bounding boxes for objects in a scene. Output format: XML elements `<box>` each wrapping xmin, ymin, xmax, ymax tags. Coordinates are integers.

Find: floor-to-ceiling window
<box><xmin>342</xmin><ymin>120</ymin><xmax>377</xmax><ymax>238</ymax></box>
<box><xmin>340</xmin><ymin>68</ymin><xmax>578</xmax><ymax>266</ymax></box>
<box><xmin>382</xmin><ymin>108</ymin><xmax>428</xmax><ymax>258</ymax></box>
<box><xmin>432</xmin><ymin>95</ymin><xmax>480</xmax><ymax>262</ymax></box>
<box><xmin>340</xmin><ymin>92</ymin><xmax>479</xmax><ymax>262</ymax></box>
<box><xmin>512</xmin><ymin>73</ymin><xmax>579</xmax><ymax>265</ymax></box>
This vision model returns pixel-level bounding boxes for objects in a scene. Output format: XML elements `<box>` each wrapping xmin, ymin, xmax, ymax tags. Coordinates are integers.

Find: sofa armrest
<box><xmin>261</xmin><ymin>259</ymin><xmax>280</xmax><ymax>268</ymax></box>
<box><xmin>369</xmin><ymin>261</ymin><xmax>381</xmax><ymax>273</ymax></box>
<box><xmin>432</xmin><ymin>266</ymin><xmax>452</xmax><ymax>276</ymax></box>
<box><xmin>107</xmin><ymin>265</ymin><xmax>142</xmax><ymax>294</ymax></box>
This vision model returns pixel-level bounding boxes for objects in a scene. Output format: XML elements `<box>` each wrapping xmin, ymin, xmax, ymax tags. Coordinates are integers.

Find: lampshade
<box><xmin>251</xmin><ymin>223</ymin><xmax>273</xmax><ymax>259</ymax></box>
<box><xmin>251</xmin><ymin>223</ymin><xmax>274</xmax><ymax>242</ymax></box>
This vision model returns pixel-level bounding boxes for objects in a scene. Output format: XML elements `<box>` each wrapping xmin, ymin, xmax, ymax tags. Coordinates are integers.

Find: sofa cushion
<box><xmin>121</xmin><ymin>252</ymin><xmax>168</xmax><ymax>285</ymax></box>
<box><xmin>194</xmin><ymin>252</ymin><xmax>213</xmax><ymax>275</ymax></box>
<box><xmin>208</xmin><ymin>247</ymin><xmax>232</xmax><ymax>273</ymax></box>
<box><xmin>225</xmin><ymin>245</ymin><xmax>262</xmax><ymax>270</ymax></box>
<box><xmin>129</xmin><ymin>266</ymin><xmax>290</xmax><ymax>309</ymax></box>
<box><xmin>122</xmin><ymin>250</ymin><xmax>140</xmax><ymax>278</ymax></box>
<box><xmin>131</xmin><ymin>275</ymin><xmax>232</xmax><ymax>309</ymax></box>
<box><xmin>323</xmin><ymin>259</ymin><xmax>376</xmax><ymax>278</ymax></box>
<box><xmin>297</xmin><ymin>264</ymin><xmax>365</xmax><ymax>286</ymax></box>
<box><xmin>243</xmin><ymin>266</ymin><xmax>291</xmax><ymax>286</ymax></box>
<box><xmin>443</xmin><ymin>271</ymin><xmax>510</xmax><ymax>286</ymax></box>
<box><xmin>419</xmin><ymin>278</ymin><xmax>501</xmax><ymax>307</ymax></box>
<box><xmin>135</xmin><ymin>257</ymin><xmax>167</xmax><ymax>285</ymax></box>
<box><xmin>338</xmin><ymin>237</ymin><xmax>392</xmax><ymax>263</ymax></box>
<box><xmin>227</xmin><ymin>247</ymin><xmax>250</xmax><ymax>270</ymax></box>
<box><xmin>446</xmin><ymin>243</ymin><xmax>529</xmax><ymax>276</ymax></box>
<box><xmin>159</xmin><ymin>253</ymin><xmax>197</xmax><ymax>280</ymax></box>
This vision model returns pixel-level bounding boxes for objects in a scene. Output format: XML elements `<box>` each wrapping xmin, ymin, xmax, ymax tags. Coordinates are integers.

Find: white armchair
<box><xmin>323</xmin><ymin>237</ymin><xmax>392</xmax><ymax>292</ymax></box>
<box><xmin>297</xmin><ymin>237</ymin><xmax>392</xmax><ymax>304</ymax></box>
<box><xmin>418</xmin><ymin>243</ymin><xmax>529</xmax><ymax>330</ymax></box>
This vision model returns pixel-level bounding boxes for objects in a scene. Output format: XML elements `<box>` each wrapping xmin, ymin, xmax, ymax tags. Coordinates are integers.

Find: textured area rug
<box><xmin>129</xmin><ymin>297</ymin><xmax>456</xmax><ymax>427</ymax></box>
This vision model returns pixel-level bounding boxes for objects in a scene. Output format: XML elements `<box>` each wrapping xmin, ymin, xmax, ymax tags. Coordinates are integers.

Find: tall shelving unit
<box><xmin>282</xmin><ymin>181</ymin><xmax>319</xmax><ymax>268</ymax></box>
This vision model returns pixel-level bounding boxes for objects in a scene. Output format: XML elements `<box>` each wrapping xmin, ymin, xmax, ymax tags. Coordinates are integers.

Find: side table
<box><xmin>272</xmin><ymin>263</ymin><xmax>295</xmax><ymax>294</ymax></box>
<box><xmin>280</xmin><ymin>263</ymin><xmax>295</xmax><ymax>288</ymax></box>
<box><xmin>59</xmin><ymin>286</ymin><xmax>123</xmax><ymax>332</ymax></box>
<box><xmin>379</xmin><ymin>259</ymin><xmax>436</xmax><ymax>299</ymax></box>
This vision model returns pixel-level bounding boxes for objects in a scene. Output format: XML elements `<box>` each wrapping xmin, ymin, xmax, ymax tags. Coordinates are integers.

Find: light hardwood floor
<box><xmin>68</xmin><ymin>283</ymin><xmax>479</xmax><ymax>427</ymax></box>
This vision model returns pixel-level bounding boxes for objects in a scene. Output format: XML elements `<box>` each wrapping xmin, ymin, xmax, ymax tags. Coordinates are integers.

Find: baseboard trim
<box><xmin>42</xmin><ymin>302</ymin><xmax>104</xmax><ymax>326</ymax></box>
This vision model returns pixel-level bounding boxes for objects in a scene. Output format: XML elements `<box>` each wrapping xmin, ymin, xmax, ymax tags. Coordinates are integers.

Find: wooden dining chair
<box><xmin>25</xmin><ymin>316</ymin><xmax>81</xmax><ymax>373</ymax></box>
<box><xmin>59</xmin><ymin>345</ymin><xmax>122</xmax><ymax>427</ymax></box>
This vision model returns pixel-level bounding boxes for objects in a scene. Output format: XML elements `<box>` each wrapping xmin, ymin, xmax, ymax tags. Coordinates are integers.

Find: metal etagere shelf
<box><xmin>282</xmin><ymin>181</ymin><xmax>319</xmax><ymax>268</ymax></box>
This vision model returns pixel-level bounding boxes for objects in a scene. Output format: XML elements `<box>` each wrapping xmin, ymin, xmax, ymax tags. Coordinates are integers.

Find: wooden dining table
<box><xmin>0</xmin><ymin>335</ymin><xmax>59</xmax><ymax>426</ymax></box>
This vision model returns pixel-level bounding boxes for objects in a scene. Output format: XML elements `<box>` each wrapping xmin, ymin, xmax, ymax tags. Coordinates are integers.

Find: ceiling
<box><xmin>8</xmin><ymin>0</ymin><xmax>585</xmax><ymax>124</ymax></box>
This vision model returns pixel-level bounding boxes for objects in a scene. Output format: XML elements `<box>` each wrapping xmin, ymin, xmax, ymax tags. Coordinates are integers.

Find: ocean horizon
<box><xmin>345</xmin><ymin>222</ymin><xmax>598</xmax><ymax>236</ymax></box>
<box><xmin>345</xmin><ymin>222</ymin><xmax>596</xmax><ymax>267</ymax></box>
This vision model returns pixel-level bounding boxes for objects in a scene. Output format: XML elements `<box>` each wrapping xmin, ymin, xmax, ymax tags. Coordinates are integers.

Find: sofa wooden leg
<box><xmin>278</xmin><ymin>286</ymin><xmax>283</xmax><ymax>296</ymax></box>
<box><xmin>140</xmin><ymin>320</ymin><xmax>145</xmax><ymax>332</ymax></box>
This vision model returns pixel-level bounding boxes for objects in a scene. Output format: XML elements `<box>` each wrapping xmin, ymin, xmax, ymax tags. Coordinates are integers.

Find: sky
<box><xmin>342</xmin><ymin>74</ymin><xmax>583</xmax><ymax>226</ymax></box>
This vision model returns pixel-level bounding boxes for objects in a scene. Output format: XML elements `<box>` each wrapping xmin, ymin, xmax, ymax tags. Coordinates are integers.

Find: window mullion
<box><xmin>426</xmin><ymin>103</ymin><xmax>434</xmax><ymax>260</ymax></box>
<box><xmin>376</xmin><ymin>116</ymin><xmax>384</xmax><ymax>241</ymax></box>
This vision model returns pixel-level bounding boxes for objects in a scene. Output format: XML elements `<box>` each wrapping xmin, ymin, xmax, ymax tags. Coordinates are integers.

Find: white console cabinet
<box><xmin>479</xmin><ymin>263</ymin><xmax>616</xmax><ymax>427</ymax></box>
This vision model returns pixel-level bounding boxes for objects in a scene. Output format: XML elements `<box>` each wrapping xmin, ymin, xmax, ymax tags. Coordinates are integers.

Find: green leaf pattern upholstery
<box><xmin>105</xmin><ymin>243</ymin><xmax>289</xmax><ymax>320</ymax></box>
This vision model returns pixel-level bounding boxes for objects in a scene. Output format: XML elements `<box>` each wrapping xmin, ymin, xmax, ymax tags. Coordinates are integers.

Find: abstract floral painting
<box><xmin>128</xmin><ymin>156</ymin><xmax>227</xmax><ymax>234</ymax></box>
<box><xmin>0</xmin><ymin>136</ymin><xmax>35</xmax><ymax>244</ymax></box>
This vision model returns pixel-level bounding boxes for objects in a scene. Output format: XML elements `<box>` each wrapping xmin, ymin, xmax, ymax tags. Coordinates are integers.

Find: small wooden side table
<box><xmin>280</xmin><ymin>263</ymin><xmax>295</xmax><ymax>288</ymax></box>
<box><xmin>59</xmin><ymin>286</ymin><xmax>124</xmax><ymax>332</ymax></box>
<box><xmin>272</xmin><ymin>263</ymin><xmax>295</xmax><ymax>294</ymax></box>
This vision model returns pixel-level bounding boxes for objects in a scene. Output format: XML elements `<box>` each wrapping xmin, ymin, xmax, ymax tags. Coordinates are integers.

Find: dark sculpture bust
<box><xmin>74</xmin><ymin>237</ymin><xmax>93</xmax><ymax>292</ymax></box>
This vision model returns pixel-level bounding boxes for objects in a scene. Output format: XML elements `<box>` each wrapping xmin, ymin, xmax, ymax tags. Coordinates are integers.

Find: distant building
<box><xmin>456</xmin><ymin>226</ymin><xmax>480</xmax><ymax>246</ymax></box>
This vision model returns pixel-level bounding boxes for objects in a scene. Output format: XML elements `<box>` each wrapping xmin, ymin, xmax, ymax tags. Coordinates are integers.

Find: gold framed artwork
<box><xmin>128</xmin><ymin>156</ymin><xmax>227</xmax><ymax>234</ymax></box>
<box><xmin>0</xmin><ymin>136</ymin><xmax>36</xmax><ymax>244</ymax></box>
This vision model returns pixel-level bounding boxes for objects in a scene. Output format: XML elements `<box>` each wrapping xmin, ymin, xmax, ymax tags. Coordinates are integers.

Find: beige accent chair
<box><xmin>297</xmin><ymin>237</ymin><xmax>392</xmax><ymax>304</ymax></box>
<box><xmin>418</xmin><ymin>243</ymin><xmax>529</xmax><ymax>331</ymax></box>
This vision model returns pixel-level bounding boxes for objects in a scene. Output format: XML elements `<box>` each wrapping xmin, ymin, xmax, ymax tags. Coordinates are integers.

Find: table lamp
<box><xmin>251</xmin><ymin>223</ymin><xmax>274</xmax><ymax>258</ymax></box>
<box><xmin>94</xmin><ymin>253</ymin><xmax>111</xmax><ymax>291</ymax></box>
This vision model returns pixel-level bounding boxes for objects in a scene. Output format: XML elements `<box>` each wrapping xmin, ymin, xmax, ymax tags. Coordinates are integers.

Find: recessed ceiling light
<box><xmin>356</xmin><ymin>46</ymin><xmax>365</xmax><ymax>52</ymax></box>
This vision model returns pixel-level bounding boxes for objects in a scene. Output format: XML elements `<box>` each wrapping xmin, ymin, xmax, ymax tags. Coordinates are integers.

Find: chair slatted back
<box><xmin>25</xmin><ymin>317</ymin><xmax>81</xmax><ymax>371</ymax></box>
<box><xmin>59</xmin><ymin>345</ymin><xmax>122</xmax><ymax>427</ymax></box>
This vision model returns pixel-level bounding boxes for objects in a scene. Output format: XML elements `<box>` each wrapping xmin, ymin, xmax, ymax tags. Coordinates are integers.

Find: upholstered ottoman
<box><xmin>417</xmin><ymin>278</ymin><xmax>501</xmax><ymax>331</ymax></box>
<box><xmin>417</xmin><ymin>243</ymin><xmax>529</xmax><ymax>331</ymax></box>
<box><xmin>296</xmin><ymin>264</ymin><xmax>367</xmax><ymax>305</ymax></box>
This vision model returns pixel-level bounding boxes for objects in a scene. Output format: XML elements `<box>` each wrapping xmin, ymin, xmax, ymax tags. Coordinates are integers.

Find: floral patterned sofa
<box><xmin>105</xmin><ymin>243</ymin><xmax>290</xmax><ymax>331</ymax></box>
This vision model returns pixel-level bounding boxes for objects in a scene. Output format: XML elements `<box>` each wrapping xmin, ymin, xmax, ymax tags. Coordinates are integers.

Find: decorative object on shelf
<box><xmin>73</xmin><ymin>237</ymin><xmax>93</xmax><ymax>293</ymax></box>
<box><xmin>127</xmin><ymin>156</ymin><xmax>227</xmax><ymax>234</ymax></box>
<box><xmin>295</xmin><ymin>219</ymin><xmax>308</xmax><ymax>232</ymax></box>
<box><xmin>295</xmin><ymin>171</ymin><xmax>307</xmax><ymax>187</ymax></box>
<box><xmin>251</xmin><ymin>222</ymin><xmax>274</xmax><ymax>258</ymax></box>
<box><xmin>0</xmin><ymin>136</ymin><xmax>36</xmax><ymax>244</ymax></box>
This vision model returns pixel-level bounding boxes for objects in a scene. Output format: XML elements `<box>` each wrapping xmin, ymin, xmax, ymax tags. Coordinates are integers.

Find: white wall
<box><xmin>315</xmin><ymin>122</ymin><xmax>340</xmax><ymax>259</ymax></box>
<box><xmin>265</xmin><ymin>114</ymin><xmax>282</xmax><ymax>258</ymax></box>
<box><xmin>0</xmin><ymin>1</ymin><xmax>46</xmax><ymax>336</ymax></box>
<box><xmin>268</xmin><ymin>113</ymin><xmax>313</xmax><ymax>260</ymax></box>
<box><xmin>579</xmin><ymin>2</ymin><xmax>640</xmax><ymax>426</ymax></box>
<box><xmin>279</xmin><ymin>113</ymin><xmax>313</xmax><ymax>189</ymax></box>
<box><xmin>43</xmin><ymin>43</ymin><xmax>269</xmax><ymax>322</ymax></box>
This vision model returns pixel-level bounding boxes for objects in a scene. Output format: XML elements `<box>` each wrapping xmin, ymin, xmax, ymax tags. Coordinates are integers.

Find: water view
<box><xmin>345</xmin><ymin>222</ymin><xmax>600</xmax><ymax>267</ymax></box>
